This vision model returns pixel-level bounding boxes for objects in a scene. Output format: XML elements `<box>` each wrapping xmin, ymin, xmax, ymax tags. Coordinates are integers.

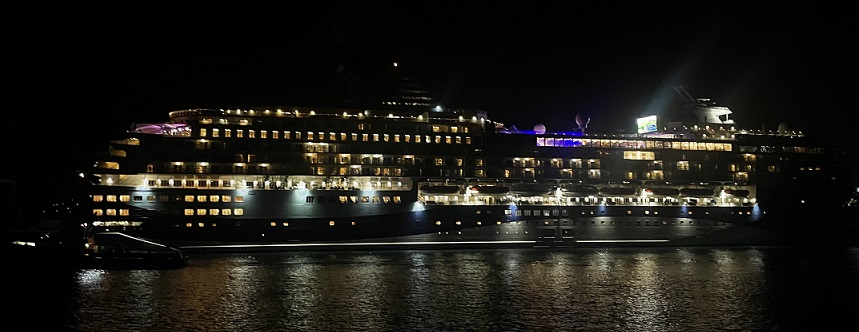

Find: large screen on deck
<box><xmin>636</xmin><ymin>115</ymin><xmax>657</xmax><ymax>133</ymax></box>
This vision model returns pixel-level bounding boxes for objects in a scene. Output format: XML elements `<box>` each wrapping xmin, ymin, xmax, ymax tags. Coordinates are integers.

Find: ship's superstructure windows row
<box><xmin>199</xmin><ymin>128</ymin><xmax>473</xmax><ymax>145</ymax></box>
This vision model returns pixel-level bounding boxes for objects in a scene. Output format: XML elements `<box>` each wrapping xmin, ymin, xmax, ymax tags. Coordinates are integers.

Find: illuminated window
<box><xmin>184</xmin><ymin>209</ymin><xmax>194</xmax><ymax>216</ymax></box>
<box><xmin>197</xmin><ymin>195</ymin><xmax>207</xmax><ymax>202</ymax></box>
<box><xmin>185</xmin><ymin>195</ymin><xmax>195</xmax><ymax>202</ymax></box>
<box><xmin>92</xmin><ymin>209</ymin><xmax>103</xmax><ymax>216</ymax></box>
<box><xmin>221</xmin><ymin>209</ymin><xmax>232</xmax><ymax>216</ymax></box>
<box><xmin>210</xmin><ymin>209</ymin><xmax>219</xmax><ymax>215</ymax></box>
<box><xmin>233</xmin><ymin>208</ymin><xmax>243</xmax><ymax>215</ymax></box>
<box><xmin>93</xmin><ymin>195</ymin><xmax>103</xmax><ymax>202</ymax></box>
<box><xmin>107</xmin><ymin>195</ymin><xmax>117</xmax><ymax>202</ymax></box>
<box><xmin>235</xmin><ymin>196</ymin><xmax>243</xmax><ymax>202</ymax></box>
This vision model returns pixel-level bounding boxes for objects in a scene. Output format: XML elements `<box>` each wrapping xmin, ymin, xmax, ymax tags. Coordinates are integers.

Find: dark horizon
<box><xmin>6</xmin><ymin>1</ymin><xmax>859</xmax><ymax>201</ymax></box>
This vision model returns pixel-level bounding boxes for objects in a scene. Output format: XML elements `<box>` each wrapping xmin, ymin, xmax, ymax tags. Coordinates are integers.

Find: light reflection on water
<box><xmin>10</xmin><ymin>247</ymin><xmax>859</xmax><ymax>331</ymax></box>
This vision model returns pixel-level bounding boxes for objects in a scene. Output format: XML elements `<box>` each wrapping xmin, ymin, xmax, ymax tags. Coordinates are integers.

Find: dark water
<box><xmin>7</xmin><ymin>246</ymin><xmax>859</xmax><ymax>331</ymax></box>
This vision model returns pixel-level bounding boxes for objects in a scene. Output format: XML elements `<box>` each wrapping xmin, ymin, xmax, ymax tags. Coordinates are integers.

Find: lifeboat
<box><xmin>509</xmin><ymin>181</ymin><xmax>555</xmax><ymax>196</ymax></box>
<box><xmin>598</xmin><ymin>186</ymin><xmax>638</xmax><ymax>196</ymax></box>
<box><xmin>418</xmin><ymin>185</ymin><xmax>461</xmax><ymax>194</ymax></box>
<box><xmin>723</xmin><ymin>189</ymin><xmax>750</xmax><ymax>197</ymax></box>
<box><xmin>646</xmin><ymin>188</ymin><xmax>680</xmax><ymax>196</ymax></box>
<box><xmin>471</xmin><ymin>185</ymin><xmax>510</xmax><ymax>194</ymax></box>
<box><xmin>561</xmin><ymin>184</ymin><xmax>599</xmax><ymax>196</ymax></box>
<box><xmin>679</xmin><ymin>188</ymin><xmax>716</xmax><ymax>197</ymax></box>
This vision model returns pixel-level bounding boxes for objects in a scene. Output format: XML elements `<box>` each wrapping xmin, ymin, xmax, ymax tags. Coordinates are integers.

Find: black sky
<box><xmin>7</xmin><ymin>1</ymin><xmax>859</xmax><ymax>188</ymax></box>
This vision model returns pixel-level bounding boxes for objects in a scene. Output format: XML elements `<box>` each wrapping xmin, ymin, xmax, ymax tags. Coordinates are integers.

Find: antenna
<box><xmin>674</xmin><ymin>86</ymin><xmax>695</xmax><ymax>104</ymax></box>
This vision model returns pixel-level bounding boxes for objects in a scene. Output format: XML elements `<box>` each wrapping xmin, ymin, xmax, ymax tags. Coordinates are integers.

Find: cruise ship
<box><xmin>69</xmin><ymin>67</ymin><xmax>858</xmax><ymax>252</ymax></box>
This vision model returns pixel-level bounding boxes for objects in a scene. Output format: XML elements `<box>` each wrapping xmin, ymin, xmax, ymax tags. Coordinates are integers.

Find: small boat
<box><xmin>77</xmin><ymin>232</ymin><xmax>188</xmax><ymax>270</ymax></box>
<box><xmin>76</xmin><ymin>247</ymin><xmax>188</xmax><ymax>270</ymax></box>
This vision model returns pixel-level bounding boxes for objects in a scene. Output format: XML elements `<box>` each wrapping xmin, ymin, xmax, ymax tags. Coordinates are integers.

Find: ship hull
<box><xmin>82</xmin><ymin>189</ymin><xmax>806</xmax><ymax>252</ymax></box>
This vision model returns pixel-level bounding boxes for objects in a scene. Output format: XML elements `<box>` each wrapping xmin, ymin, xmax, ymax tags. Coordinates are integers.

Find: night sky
<box><xmin>7</xmin><ymin>1</ymin><xmax>859</xmax><ymax>199</ymax></box>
